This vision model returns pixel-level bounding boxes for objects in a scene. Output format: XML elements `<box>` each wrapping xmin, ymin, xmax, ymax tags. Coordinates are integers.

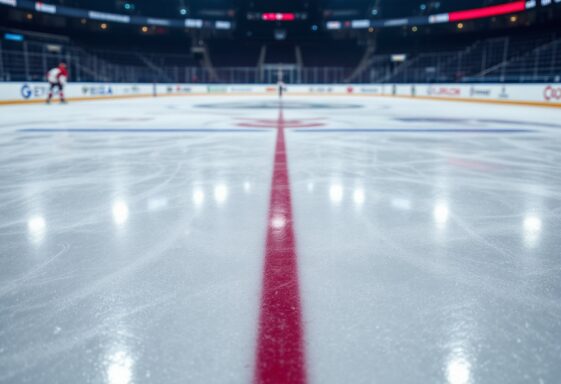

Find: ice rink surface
<box><xmin>1</xmin><ymin>95</ymin><xmax>561</xmax><ymax>384</ymax></box>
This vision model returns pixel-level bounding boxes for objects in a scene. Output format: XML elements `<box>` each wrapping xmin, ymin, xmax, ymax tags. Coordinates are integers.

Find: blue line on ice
<box><xmin>19</xmin><ymin>128</ymin><xmax>268</xmax><ymax>133</ymax></box>
<box><xmin>294</xmin><ymin>128</ymin><xmax>535</xmax><ymax>133</ymax></box>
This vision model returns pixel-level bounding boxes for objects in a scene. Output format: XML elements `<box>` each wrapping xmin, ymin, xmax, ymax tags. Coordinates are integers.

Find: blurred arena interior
<box><xmin>0</xmin><ymin>0</ymin><xmax>560</xmax><ymax>85</ymax></box>
<box><xmin>1</xmin><ymin>1</ymin><xmax>561</xmax><ymax>384</ymax></box>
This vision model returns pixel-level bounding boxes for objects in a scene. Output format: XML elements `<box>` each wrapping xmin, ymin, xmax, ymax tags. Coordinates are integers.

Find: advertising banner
<box><xmin>1</xmin><ymin>82</ymin><xmax>560</xmax><ymax>106</ymax></box>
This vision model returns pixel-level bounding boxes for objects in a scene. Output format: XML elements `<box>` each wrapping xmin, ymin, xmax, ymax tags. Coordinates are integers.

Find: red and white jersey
<box><xmin>47</xmin><ymin>67</ymin><xmax>68</xmax><ymax>84</ymax></box>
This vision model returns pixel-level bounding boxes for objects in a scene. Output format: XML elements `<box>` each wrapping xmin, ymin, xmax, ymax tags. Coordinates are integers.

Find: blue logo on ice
<box><xmin>21</xmin><ymin>84</ymin><xmax>32</xmax><ymax>99</ymax></box>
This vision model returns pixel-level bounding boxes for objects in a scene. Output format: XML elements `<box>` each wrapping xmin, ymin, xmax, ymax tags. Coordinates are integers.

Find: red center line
<box><xmin>254</xmin><ymin>106</ymin><xmax>307</xmax><ymax>384</ymax></box>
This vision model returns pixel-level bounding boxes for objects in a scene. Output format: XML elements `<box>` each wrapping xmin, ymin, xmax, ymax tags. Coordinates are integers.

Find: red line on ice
<box><xmin>254</xmin><ymin>107</ymin><xmax>307</xmax><ymax>384</ymax></box>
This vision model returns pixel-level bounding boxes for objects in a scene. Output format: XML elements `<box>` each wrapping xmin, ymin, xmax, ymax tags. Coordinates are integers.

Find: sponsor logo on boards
<box><xmin>21</xmin><ymin>84</ymin><xmax>48</xmax><ymax>99</ymax></box>
<box><xmin>81</xmin><ymin>85</ymin><xmax>113</xmax><ymax>96</ymax></box>
<box><xmin>123</xmin><ymin>85</ymin><xmax>140</xmax><ymax>94</ymax></box>
<box><xmin>428</xmin><ymin>86</ymin><xmax>461</xmax><ymax>97</ymax></box>
<box><xmin>207</xmin><ymin>86</ymin><xmax>228</xmax><ymax>93</ymax></box>
<box><xmin>229</xmin><ymin>87</ymin><xmax>253</xmax><ymax>93</ymax></box>
<box><xmin>470</xmin><ymin>87</ymin><xmax>492</xmax><ymax>97</ymax></box>
<box><xmin>307</xmin><ymin>86</ymin><xmax>334</xmax><ymax>93</ymax></box>
<box><xmin>498</xmin><ymin>86</ymin><xmax>509</xmax><ymax>99</ymax></box>
<box><xmin>544</xmin><ymin>85</ymin><xmax>561</xmax><ymax>101</ymax></box>
<box><xmin>173</xmin><ymin>85</ymin><xmax>192</xmax><ymax>93</ymax></box>
<box><xmin>360</xmin><ymin>87</ymin><xmax>381</xmax><ymax>94</ymax></box>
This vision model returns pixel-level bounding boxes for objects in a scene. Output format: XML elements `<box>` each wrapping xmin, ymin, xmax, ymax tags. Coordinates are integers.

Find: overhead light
<box><xmin>4</xmin><ymin>33</ymin><xmax>24</xmax><ymax>41</ymax></box>
<box><xmin>262</xmin><ymin>13</ymin><xmax>296</xmax><ymax>21</ymax></box>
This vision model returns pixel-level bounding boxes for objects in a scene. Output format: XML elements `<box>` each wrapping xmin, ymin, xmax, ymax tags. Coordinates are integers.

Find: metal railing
<box><xmin>1</xmin><ymin>36</ymin><xmax>560</xmax><ymax>84</ymax></box>
<box><xmin>0</xmin><ymin>40</ymin><xmax>355</xmax><ymax>84</ymax></box>
<box><xmin>370</xmin><ymin>34</ymin><xmax>561</xmax><ymax>84</ymax></box>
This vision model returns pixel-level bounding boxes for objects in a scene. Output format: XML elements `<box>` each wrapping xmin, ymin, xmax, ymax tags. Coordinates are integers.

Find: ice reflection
<box><xmin>193</xmin><ymin>188</ymin><xmax>205</xmax><ymax>207</ymax></box>
<box><xmin>523</xmin><ymin>215</ymin><xmax>542</xmax><ymax>248</ymax></box>
<box><xmin>27</xmin><ymin>215</ymin><xmax>46</xmax><ymax>244</ymax></box>
<box><xmin>147</xmin><ymin>198</ymin><xmax>168</xmax><ymax>212</ymax></box>
<box><xmin>446</xmin><ymin>352</ymin><xmax>471</xmax><ymax>384</ymax></box>
<box><xmin>434</xmin><ymin>202</ymin><xmax>450</xmax><ymax>227</ymax></box>
<box><xmin>353</xmin><ymin>188</ymin><xmax>365</xmax><ymax>206</ymax></box>
<box><xmin>271</xmin><ymin>214</ymin><xmax>287</xmax><ymax>230</ymax></box>
<box><xmin>112</xmin><ymin>201</ymin><xmax>129</xmax><ymax>225</ymax></box>
<box><xmin>524</xmin><ymin>216</ymin><xmax>542</xmax><ymax>232</ymax></box>
<box><xmin>307</xmin><ymin>182</ymin><xmax>315</xmax><ymax>193</ymax></box>
<box><xmin>214</xmin><ymin>184</ymin><xmax>229</xmax><ymax>205</ymax></box>
<box><xmin>444</xmin><ymin>306</ymin><xmax>475</xmax><ymax>384</ymax></box>
<box><xmin>391</xmin><ymin>198</ymin><xmax>412</xmax><ymax>211</ymax></box>
<box><xmin>329</xmin><ymin>184</ymin><xmax>344</xmax><ymax>205</ymax></box>
<box><xmin>106</xmin><ymin>349</ymin><xmax>133</xmax><ymax>384</ymax></box>
<box><xmin>243</xmin><ymin>181</ymin><xmax>252</xmax><ymax>193</ymax></box>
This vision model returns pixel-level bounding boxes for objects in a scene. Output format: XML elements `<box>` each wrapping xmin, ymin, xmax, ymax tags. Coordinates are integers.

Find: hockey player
<box><xmin>277</xmin><ymin>70</ymin><xmax>286</xmax><ymax>99</ymax></box>
<box><xmin>278</xmin><ymin>80</ymin><xmax>286</xmax><ymax>99</ymax></box>
<box><xmin>46</xmin><ymin>63</ymin><xmax>68</xmax><ymax>104</ymax></box>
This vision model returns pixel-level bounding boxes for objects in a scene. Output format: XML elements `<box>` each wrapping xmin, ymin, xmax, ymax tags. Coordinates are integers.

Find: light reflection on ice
<box><xmin>214</xmin><ymin>184</ymin><xmax>229</xmax><ymax>205</ymax></box>
<box><xmin>391</xmin><ymin>198</ymin><xmax>412</xmax><ymax>211</ymax></box>
<box><xmin>271</xmin><ymin>214</ymin><xmax>287</xmax><ymax>230</ymax></box>
<box><xmin>523</xmin><ymin>215</ymin><xmax>542</xmax><ymax>248</ymax></box>
<box><xmin>147</xmin><ymin>198</ymin><xmax>168</xmax><ymax>211</ymax></box>
<box><xmin>523</xmin><ymin>216</ymin><xmax>542</xmax><ymax>232</ymax></box>
<box><xmin>106</xmin><ymin>349</ymin><xmax>133</xmax><ymax>384</ymax></box>
<box><xmin>353</xmin><ymin>188</ymin><xmax>365</xmax><ymax>206</ymax></box>
<box><xmin>446</xmin><ymin>353</ymin><xmax>471</xmax><ymax>384</ymax></box>
<box><xmin>307</xmin><ymin>182</ymin><xmax>315</xmax><ymax>193</ymax></box>
<box><xmin>112</xmin><ymin>201</ymin><xmax>129</xmax><ymax>225</ymax></box>
<box><xmin>193</xmin><ymin>188</ymin><xmax>205</xmax><ymax>207</ymax></box>
<box><xmin>329</xmin><ymin>184</ymin><xmax>344</xmax><ymax>205</ymax></box>
<box><xmin>27</xmin><ymin>215</ymin><xmax>46</xmax><ymax>244</ymax></box>
<box><xmin>434</xmin><ymin>202</ymin><xmax>450</xmax><ymax>227</ymax></box>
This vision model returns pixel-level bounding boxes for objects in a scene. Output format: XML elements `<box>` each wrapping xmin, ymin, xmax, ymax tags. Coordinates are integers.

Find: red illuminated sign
<box><xmin>262</xmin><ymin>13</ymin><xmax>296</xmax><ymax>21</ymax></box>
<box><xmin>448</xmin><ymin>1</ymin><xmax>526</xmax><ymax>22</ymax></box>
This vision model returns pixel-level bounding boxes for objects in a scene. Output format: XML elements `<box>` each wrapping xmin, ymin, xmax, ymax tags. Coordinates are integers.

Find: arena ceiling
<box><xmin>43</xmin><ymin>0</ymin><xmax>514</xmax><ymax>19</ymax></box>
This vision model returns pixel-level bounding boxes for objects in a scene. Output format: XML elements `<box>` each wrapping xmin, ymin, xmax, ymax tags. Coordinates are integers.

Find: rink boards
<box><xmin>0</xmin><ymin>81</ymin><xmax>560</xmax><ymax>107</ymax></box>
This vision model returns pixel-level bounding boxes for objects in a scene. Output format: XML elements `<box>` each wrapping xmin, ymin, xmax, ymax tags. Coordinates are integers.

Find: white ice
<box><xmin>1</xmin><ymin>95</ymin><xmax>561</xmax><ymax>384</ymax></box>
